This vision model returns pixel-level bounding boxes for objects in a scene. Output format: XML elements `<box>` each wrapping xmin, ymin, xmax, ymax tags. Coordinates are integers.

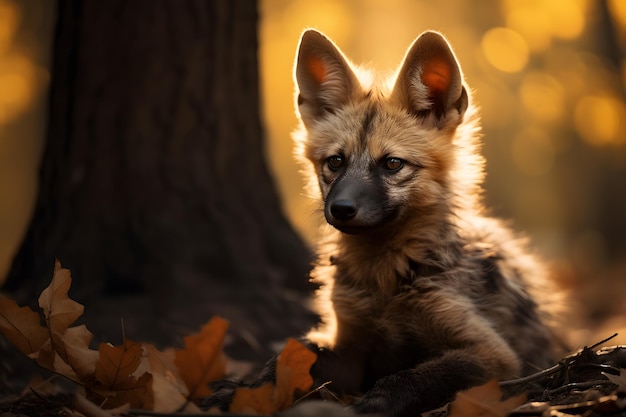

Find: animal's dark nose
<box><xmin>330</xmin><ymin>199</ymin><xmax>357</xmax><ymax>221</ymax></box>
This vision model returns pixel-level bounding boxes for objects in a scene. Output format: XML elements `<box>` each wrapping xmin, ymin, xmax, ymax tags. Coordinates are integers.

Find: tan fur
<box><xmin>292</xmin><ymin>29</ymin><xmax>562</xmax><ymax>410</ymax></box>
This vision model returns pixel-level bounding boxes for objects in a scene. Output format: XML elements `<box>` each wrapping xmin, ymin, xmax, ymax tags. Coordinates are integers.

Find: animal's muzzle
<box><xmin>329</xmin><ymin>199</ymin><xmax>358</xmax><ymax>221</ymax></box>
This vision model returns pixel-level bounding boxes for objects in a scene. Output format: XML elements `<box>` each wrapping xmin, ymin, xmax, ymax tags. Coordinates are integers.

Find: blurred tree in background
<box><xmin>0</xmin><ymin>0</ymin><xmax>313</xmax><ymax>355</ymax></box>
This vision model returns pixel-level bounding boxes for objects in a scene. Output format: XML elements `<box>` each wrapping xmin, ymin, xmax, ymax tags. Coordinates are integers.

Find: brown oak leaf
<box><xmin>448</xmin><ymin>378</ymin><xmax>527</xmax><ymax>417</ymax></box>
<box><xmin>93</xmin><ymin>370</ymin><xmax>154</xmax><ymax>409</ymax></box>
<box><xmin>90</xmin><ymin>339</ymin><xmax>153</xmax><ymax>409</ymax></box>
<box><xmin>36</xmin><ymin>260</ymin><xmax>85</xmax><ymax>369</ymax></box>
<box><xmin>95</xmin><ymin>339</ymin><xmax>143</xmax><ymax>388</ymax></box>
<box><xmin>38</xmin><ymin>260</ymin><xmax>84</xmax><ymax>335</ymax></box>
<box><xmin>0</xmin><ymin>261</ymin><xmax>93</xmax><ymax>383</ymax></box>
<box><xmin>61</xmin><ymin>324</ymin><xmax>99</xmax><ymax>382</ymax></box>
<box><xmin>0</xmin><ymin>295</ymin><xmax>48</xmax><ymax>356</ymax></box>
<box><xmin>174</xmin><ymin>316</ymin><xmax>228</xmax><ymax>399</ymax></box>
<box><xmin>230</xmin><ymin>383</ymin><xmax>277</xmax><ymax>415</ymax></box>
<box><xmin>145</xmin><ymin>344</ymin><xmax>195</xmax><ymax>412</ymax></box>
<box><xmin>230</xmin><ymin>338</ymin><xmax>317</xmax><ymax>415</ymax></box>
<box><xmin>274</xmin><ymin>338</ymin><xmax>317</xmax><ymax>409</ymax></box>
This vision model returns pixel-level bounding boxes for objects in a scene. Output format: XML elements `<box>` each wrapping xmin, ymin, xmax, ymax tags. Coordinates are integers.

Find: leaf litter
<box><xmin>1</xmin><ymin>262</ymin><xmax>626</xmax><ymax>416</ymax></box>
<box><xmin>0</xmin><ymin>261</ymin><xmax>318</xmax><ymax>415</ymax></box>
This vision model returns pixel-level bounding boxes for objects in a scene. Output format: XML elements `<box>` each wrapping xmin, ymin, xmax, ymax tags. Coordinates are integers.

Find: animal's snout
<box><xmin>330</xmin><ymin>199</ymin><xmax>358</xmax><ymax>221</ymax></box>
<box><xmin>324</xmin><ymin>174</ymin><xmax>395</xmax><ymax>234</ymax></box>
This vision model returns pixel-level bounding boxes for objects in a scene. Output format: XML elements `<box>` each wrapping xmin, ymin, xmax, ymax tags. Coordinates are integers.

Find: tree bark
<box><xmin>3</xmin><ymin>0</ymin><xmax>314</xmax><ymax>357</ymax></box>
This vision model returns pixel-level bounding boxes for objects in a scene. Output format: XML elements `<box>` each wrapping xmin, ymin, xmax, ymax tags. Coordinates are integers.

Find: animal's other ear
<box><xmin>391</xmin><ymin>31</ymin><xmax>468</xmax><ymax>126</ymax></box>
<box><xmin>294</xmin><ymin>29</ymin><xmax>361</xmax><ymax>127</ymax></box>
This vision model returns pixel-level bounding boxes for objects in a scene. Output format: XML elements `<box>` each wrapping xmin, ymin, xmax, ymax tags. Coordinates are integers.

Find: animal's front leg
<box><xmin>352</xmin><ymin>349</ymin><xmax>490</xmax><ymax>417</ymax></box>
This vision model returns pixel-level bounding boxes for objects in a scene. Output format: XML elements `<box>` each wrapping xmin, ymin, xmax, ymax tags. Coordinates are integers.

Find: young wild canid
<box><xmin>288</xmin><ymin>29</ymin><xmax>561</xmax><ymax>416</ymax></box>
<box><xmin>208</xmin><ymin>29</ymin><xmax>562</xmax><ymax>416</ymax></box>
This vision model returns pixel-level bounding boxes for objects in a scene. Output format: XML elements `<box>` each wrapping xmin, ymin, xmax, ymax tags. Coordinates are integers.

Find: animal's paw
<box><xmin>351</xmin><ymin>371</ymin><xmax>422</xmax><ymax>417</ymax></box>
<box><xmin>351</xmin><ymin>390</ymin><xmax>391</xmax><ymax>416</ymax></box>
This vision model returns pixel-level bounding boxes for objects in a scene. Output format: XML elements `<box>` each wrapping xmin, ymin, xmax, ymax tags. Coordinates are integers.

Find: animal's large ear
<box><xmin>294</xmin><ymin>29</ymin><xmax>361</xmax><ymax>127</ymax></box>
<box><xmin>391</xmin><ymin>31</ymin><xmax>468</xmax><ymax>126</ymax></box>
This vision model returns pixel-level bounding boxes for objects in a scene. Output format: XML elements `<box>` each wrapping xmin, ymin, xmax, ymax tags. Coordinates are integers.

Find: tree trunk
<box><xmin>3</xmin><ymin>0</ymin><xmax>314</xmax><ymax>357</ymax></box>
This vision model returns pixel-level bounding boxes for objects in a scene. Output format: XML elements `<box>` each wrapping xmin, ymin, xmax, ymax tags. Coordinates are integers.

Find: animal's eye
<box><xmin>320</xmin><ymin>105</ymin><xmax>336</xmax><ymax>115</ymax></box>
<box><xmin>385</xmin><ymin>157</ymin><xmax>404</xmax><ymax>171</ymax></box>
<box><xmin>327</xmin><ymin>155</ymin><xmax>344</xmax><ymax>170</ymax></box>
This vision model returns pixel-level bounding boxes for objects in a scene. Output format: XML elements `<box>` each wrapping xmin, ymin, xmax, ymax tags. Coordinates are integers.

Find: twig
<box><xmin>293</xmin><ymin>380</ymin><xmax>335</xmax><ymax>406</ymax></box>
<box><xmin>74</xmin><ymin>393</ymin><xmax>114</xmax><ymax>417</ymax></box>
<box><xmin>545</xmin><ymin>380</ymin><xmax>617</xmax><ymax>397</ymax></box>
<box><xmin>500</xmin><ymin>361</ymin><xmax>566</xmax><ymax>388</ymax></box>
<box><xmin>500</xmin><ymin>333</ymin><xmax>620</xmax><ymax>389</ymax></box>
<box><xmin>588</xmin><ymin>333</ymin><xmax>618</xmax><ymax>350</ymax></box>
<box><xmin>121</xmin><ymin>317</ymin><xmax>126</xmax><ymax>343</ymax></box>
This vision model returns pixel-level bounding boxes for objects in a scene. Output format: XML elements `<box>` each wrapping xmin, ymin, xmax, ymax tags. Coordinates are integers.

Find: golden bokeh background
<box><xmin>1</xmin><ymin>1</ymin><xmax>626</xmax><ymax>335</ymax></box>
<box><xmin>261</xmin><ymin>0</ymin><xmax>626</xmax><ymax>238</ymax></box>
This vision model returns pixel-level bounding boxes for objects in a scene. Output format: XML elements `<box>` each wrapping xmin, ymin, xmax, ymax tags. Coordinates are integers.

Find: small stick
<box><xmin>74</xmin><ymin>393</ymin><xmax>114</xmax><ymax>417</ymax></box>
<box><xmin>293</xmin><ymin>380</ymin><xmax>335</xmax><ymax>406</ymax></box>
<box><xmin>544</xmin><ymin>379</ymin><xmax>616</xmax><ymax>397</ymax></box>
<box><xmin>588</xmin><ymin>333</ymin><xmax>618</xmax><ymax>350</ymax></box>
<box><xmin>500</xmin><ymin>333</ymin><xmax>620</xmax><ymax>388</ymax></box>
<box><xmin>500</xmin><ymin>361</ymin><xmax>565</xmax><ymax>388</ymax></box>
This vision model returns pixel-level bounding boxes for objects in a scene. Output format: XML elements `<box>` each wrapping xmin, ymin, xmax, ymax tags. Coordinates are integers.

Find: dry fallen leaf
<box><xmin>230</xmin><ymin>382</ymin><xmax>277</xmax><ymax>415</ymax></box>
<box><xmin>0</xmin><ymin>260</ymin><xmax>95</xmax><ymax>383</ymax></box>
<box><xmin>274</xmin><ymin>338</ymin><xmax>317</xmax><ymax>409</ymax></box>
<box><xmin>174</xmin><ymin>316</ymin><xmax>229</xmax><ymax>399</ymax></box>
<box><xmin>230</xmin><ymin>338</ymin><xmax>317</xmax><ymax>415</ymax></box>
<box><xmin>448</xmin><ymin>379</ymin><xmax>527</xmax><ymax>417</ymax></box>
<box><xmin>37</xmin><ymin>261</ymin><xmax>85</xmax><ymax>366</ymax></box>
<box><xmin>39</xmin><ymin>262</ymin><xmax>91</xmax><ymax>378</ymax></box>
<box><xmin>95</xmin><ymin>339</ymin><xmax>143</xmax><ymax>388</ymax></box>
<box><xmin>93</xmin><ymin>370</ymin><xmax>154</xmax><ymax>409</ymax></box>
<box><xmin>91</xmin><ymin>339</ymin><xmax>153</xmax><ymax>409</ymax></box>
<box><xmin>146</xmin><ymin>344</ymin><xmax>194</xmax><ymax>412</ymax></box>
<box><xmin>38</xmin><ymin>261</ymin><xmax>84</xmax><ymax>337</ymax></box>
<box><xmin>0</xmin><ymin>261</ymin><xmax>251</xmax><ymax>413</ymax></box>
<box><xmin>0</xmin><ymin>295</ymin><xmax>48</xmax><ymax>356</ymax></box>
<box><xmin>61</xmin><ymin>325</ymin><xmax>99</xmax><ymax>382</ymax></box>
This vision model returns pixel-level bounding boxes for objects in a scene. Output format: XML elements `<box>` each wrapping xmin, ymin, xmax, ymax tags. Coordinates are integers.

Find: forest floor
<box><xmin>2</xmin><ymin>335</ymin><xmax>626</xmax><ymax>417</ymax></box>
<box><xmin>1</xmin><ymin>266</ymin><xmax>626</xmax><ymax>416</ymax></box>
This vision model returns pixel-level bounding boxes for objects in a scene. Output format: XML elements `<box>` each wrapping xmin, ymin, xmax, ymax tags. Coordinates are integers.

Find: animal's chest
<box><xmin>332</xmin><ymin>281</ymin><xmax>443</xmax><ymax>389</ymax></box>
<box><xmin>333</xmin><ymin>276</ymin><xmax>439</xmax><ymax>338</ymax></box>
